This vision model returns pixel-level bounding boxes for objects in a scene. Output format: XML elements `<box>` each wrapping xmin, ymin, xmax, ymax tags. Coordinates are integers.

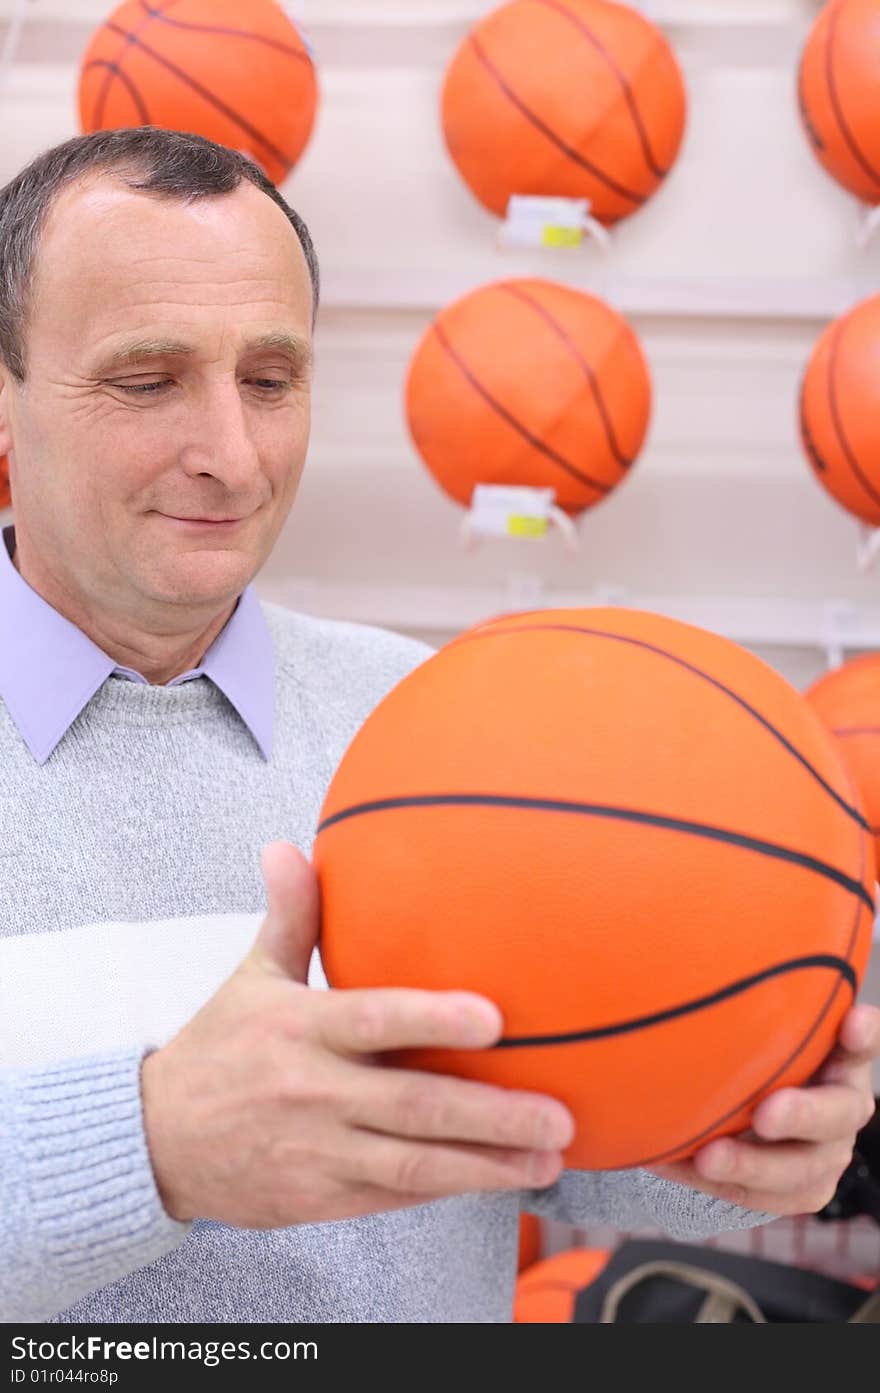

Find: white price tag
<box><xmin>500</xmin><ymin>195</ymin><xmax>588</xmax><ymax>249</ymax></box>
<box><xmin>468</xmin><ymin>484</ymin><xmax>555</xmax><ymax>539</ymax></box>
<box><xmin>499</xmin><ymin>194</ymin><xmax>611</xmax><ymax>252</ymax></box>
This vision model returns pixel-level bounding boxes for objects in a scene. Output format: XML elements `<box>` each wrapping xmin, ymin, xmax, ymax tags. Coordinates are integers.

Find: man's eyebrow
<box><xmin>92</xmin><ymin>332</ymin><xmax>313</xmax><ymax>374</ymax></box>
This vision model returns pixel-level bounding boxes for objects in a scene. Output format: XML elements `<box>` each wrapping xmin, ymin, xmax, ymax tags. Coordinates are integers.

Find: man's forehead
<box><xmin>29</xmin><ymin>175</ymin><xmax>312</xmax><ymax>352</ymax></box>
<box><xmin>36</xmin><ymin>176</ymin><xmax>305</xmax><ymax>291</ymax></box>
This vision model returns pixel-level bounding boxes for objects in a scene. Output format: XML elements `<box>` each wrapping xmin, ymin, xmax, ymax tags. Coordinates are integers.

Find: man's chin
<box><xmin>146</xmin><ymin>554</ymin><xmax>256</xmax><ymax>605</ymax></box>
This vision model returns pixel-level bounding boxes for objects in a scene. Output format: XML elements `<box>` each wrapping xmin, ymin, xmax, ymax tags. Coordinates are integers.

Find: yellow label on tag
<box><xmin>507</xmin><ymin>514</ymin><xmax>548</xmax><ymax>538</ymax></box>
<box><xmin>541</xmin><ymin>225</ymin><xmax>583</xmax><ymax>248</ymax></box>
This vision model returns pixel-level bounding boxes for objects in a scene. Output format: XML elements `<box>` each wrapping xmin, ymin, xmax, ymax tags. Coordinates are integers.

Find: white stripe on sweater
<box><xmin>0</xmin><ymin>916</ymin><xmax>328</xmax><ymax>1069</ymax></box>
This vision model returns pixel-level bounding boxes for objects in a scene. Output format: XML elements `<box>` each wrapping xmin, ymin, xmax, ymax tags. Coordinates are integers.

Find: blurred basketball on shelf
<box><xmin>0</xmin><ymin>456</ymin><xmax>9</xmax><ymax>511</ymax></box>
<box><xmin>514</xmin><ymin>1248</ymin><xmax>611</xmax><ymax>1322</ymax></box>
<box><xmin>78</xmin><ymin>0</ymin><xmax>318</xmax><ymax>185</ymax></box>
<box><xmin>314</xmin><ymin>607</ymin><xmax>875</xmax><ymax>1171</ymax></box>
<box><xmin>798</xmin><ymin>0</ymin><xmax>880</xmax><ymax>205</ymax></box>
<box><xmin>404</xmin><ymin>279</ymin><xmax>652</xmax><ymax>516</ymax></box>
<box><xmin>807</xmin><ymin>654</ymin><xmax>880</xmax><ymax>869</ymax></box>
<box><xmin>441</xmin><ymin>0</ymin><xmax>687</xmax><ymax>225</ymax></box>
<box><xmin>517</xmin><ymin>1213</ymin><xmax>542</xmax><ymax>1272</ymax></box>
<box><xmin>799</xmin><ymin>295</ymin><xmax>880</xmax><ymax>527</ymax></box>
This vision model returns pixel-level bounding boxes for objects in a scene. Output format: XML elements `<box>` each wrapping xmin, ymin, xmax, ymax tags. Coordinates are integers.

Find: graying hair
<box><xmin>0</xmin><ymin>126</ymin><xmax>320</xmax><ymax>383</ymax></box>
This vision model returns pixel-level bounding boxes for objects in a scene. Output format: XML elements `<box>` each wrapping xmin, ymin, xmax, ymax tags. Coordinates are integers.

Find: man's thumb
<box><xmin>246</xmin><ymin>840</ymin><xmax>319</xmax><ymax>982</ymax></box>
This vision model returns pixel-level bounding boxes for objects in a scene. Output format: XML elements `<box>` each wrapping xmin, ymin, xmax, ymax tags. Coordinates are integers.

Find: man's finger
<box><xmin>818</xmin><ymin>1003</ymin><xmax>880</xmax><ymax>1076</ymax></box>
<box><xmin>344</xmin><ymin>1130</ymin><xmax>565</xmax><ymax>1198</ymax></box>
<box><xmin>688</xmin><ymin>1136</ymin><xmax>853</xmax><ymax>1196</ymax></box>
<box><xmin>246</xmin><ymin>841</ymin><xmax>319</xmax><ymax>983</ymax></box>
<box><xmin>649</xmin><ymin>1146</ymin><xmax>845</xmax><ymax>1217</ymax></box>
<box><xmin>315</xmin><ymin>987</ymin><xmax>503</xmax><ymax>1055</ymax></box>
<box><xmin>342</xmin><ymin>1064</ymin><xmax>575</xmax><ymax>1152</ymax></box>
<box><xmin>750</xmin><ymin>1082</ymin><xmax>876</xmax><ymax>1143</ymax></box>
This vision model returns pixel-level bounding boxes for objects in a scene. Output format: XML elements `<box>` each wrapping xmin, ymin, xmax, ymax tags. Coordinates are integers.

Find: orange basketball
<box><xmin>441</xmin><ymin>0</ymin><xmax>687</xmax><ymax>225</ymax></box>
<box><xmin>0</xmin><ymin>456</ymin><xmax>9</xmax><ymax>512</ymax></box>
<box><xmin>798</xmin><ymin>0</ymin><xmax>880</xmax><ymax>205</ymax></box>
<box><xmin>799</xmin><ymin>295</ymin><xmax>880</xmax><ymax>527</ymax></box>
<box><xmin>404</xmin><ymin>279</ymin><xmax>651</xmax><ymax>515</ymax></box>
<box><xmin>314</xmin><ymin>607</ymin><xmax>875</xmax><ymax>1171</ymax></box>
<box><xmin>807</xmin><ymin>654</ymin><xmax>880</xmax><ymax>868</ymax></box>
<box><xmin>514</xmin><ymin>1247</ymin><xmax>611</xmax><ymax>1322</ymax></box>
<box><xmin>78</xmin><ymin>0</ymin><xmax>318</xmax><ymax>186</ymax></box>
<box><xmin>517</xmin><ymin>1213</ymin><xmax>542</xmax><ymax>1272</ymax></box>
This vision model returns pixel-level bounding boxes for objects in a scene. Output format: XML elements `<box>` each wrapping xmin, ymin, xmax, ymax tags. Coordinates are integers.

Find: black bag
<box><xmin>574</xmin><ymin>1099</ymin><xmax>880</xmax><ymax>1322</ymax></box>
<box><xmin>816</xmin><ymin>1099</ymin><xmax>880</xmax><ymax>1226</ymax></box>
<box><xmin>572</xmin><ymin>1239</ymin><xmax>880</xmax><ymax>1323</ymax></box>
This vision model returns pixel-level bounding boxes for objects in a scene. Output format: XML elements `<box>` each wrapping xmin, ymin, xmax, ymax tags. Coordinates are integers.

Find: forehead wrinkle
<box><xmin>78</xmin><ymin>279</ymin><xmax>302</xmax><ymax>313</ymax></box>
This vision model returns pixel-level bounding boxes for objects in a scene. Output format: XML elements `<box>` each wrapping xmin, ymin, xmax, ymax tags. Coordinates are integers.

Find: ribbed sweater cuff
<box><xmin>15</xmin><ymin>1047</ymin><xmax>192</xmax><ymax>1305</ymax></box>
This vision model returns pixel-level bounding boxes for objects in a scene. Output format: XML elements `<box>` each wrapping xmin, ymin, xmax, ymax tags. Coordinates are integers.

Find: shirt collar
<box><xmin>0</xmin><ymin>524</ymin><xmax>275</xmax><ymax>764</ymax></box>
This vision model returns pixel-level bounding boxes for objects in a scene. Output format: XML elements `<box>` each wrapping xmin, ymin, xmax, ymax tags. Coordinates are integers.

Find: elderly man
<box><xmin>0</xmin><ymin>128</ymin><xmax>877</xmax><ymax>1325</ymax></box>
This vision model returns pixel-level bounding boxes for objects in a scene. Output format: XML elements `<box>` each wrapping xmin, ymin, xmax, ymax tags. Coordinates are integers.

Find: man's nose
<box><xmin>179</xmin><ymin>384</ymin><xmax>262</xmax><ymax>485</ymax></box>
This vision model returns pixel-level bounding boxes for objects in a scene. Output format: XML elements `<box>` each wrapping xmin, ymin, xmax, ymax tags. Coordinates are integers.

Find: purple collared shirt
<box><xmin>0</xmin><ymin>524</ymin><xmax>274</xmax><ymax>765</ymax></box>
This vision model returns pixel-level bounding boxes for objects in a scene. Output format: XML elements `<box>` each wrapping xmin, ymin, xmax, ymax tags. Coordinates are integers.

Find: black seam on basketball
<box><xmin>468</xmin><ymin>34</ymin><xmax>646</xmax><ymax>206</ymax></box>
<box><xmin>316</xmin><ymin>793</ymin><xmax>873</xmax><ymax>911</ymax></box>
<box><xmin>629</xmin><ymin>795</ymin><xmax>869</xmax><ymax>1168</ymax></box>
<box><xmin>633</xmin><ymin>920</ymin><xmax>862</xmax><ymax>1166</ymax></box>
<box><xmin>89</xmin><ymin>0</ymin><xmax>172</xmax><ymax>126</ymax></box>
<box><xmin>82</xmin><ymin>60</ymin><xmax>151</xmax><ymax>125</ymax></box>
<box><xmin>628</xmin><ymin>971</ymin><xmax>852</xmax><ymax>1168</ymax></box>
<box><xmin>498</xmin><ymin>283</ymin><xmax>634</xmax><ymax>470</ymax></box>
<box><xmin>798</xmin><ymin>374</ymin><xmax>828</xmax><ymax>474</ymax></box>
<box><xmin>826</xmin><ymin>319</ymin><xmax>880</xmax><ymax>512</ymax></box>
<box><xmin>533</xmin><ymin>0</ymin><xmax>669</xmax><ymax>179</ymax></box>
<box><xmin>89</xmin><ymin>60</ymin><xmax>116</xmax><ymax>128</ymax></box>
<box><xmin>825</xmin><ymin>1</ymin><xmax>880</xmax><ymax>191</ymax></box>
<box><xmin>492</xmin><ymin>955</ymin><xmax>855</xmax><ymax>1049</ymax></box>
<box><xmin>103</xmin><ymin>20</ymin><xmax>294</xmax><ymax>169</ymax></box>
<box><xmin>431</xmin><ymin>320</ymin><xmax>612</xmax><ymax>494</ymax></box>
<box><xmin>447</xmin><ymin>622</ymin><xmax>869</xmax><ymax>831</ymax></box>
<box><xmin>136</xmin><ymin>0</ymin><xmax>312</xmax><ymax>63</ymax></box>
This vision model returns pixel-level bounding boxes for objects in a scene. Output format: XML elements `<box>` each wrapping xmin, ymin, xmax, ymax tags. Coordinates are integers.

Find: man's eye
<box><xmin>114</xmin><ymin>381</ymin><xmax>168</xmax><ymax>395</ymax></box>
<box><xmin>112</xmin><ymin>379</ymin><xmax>290</xmax><ymax>394</ymax></box>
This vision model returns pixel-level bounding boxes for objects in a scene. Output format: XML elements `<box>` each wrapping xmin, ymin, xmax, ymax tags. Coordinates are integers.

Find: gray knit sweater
<box><xmin>0</xmin><ymin>602</ymin><xmax>765</xmax><ymax>1324</ymax></box>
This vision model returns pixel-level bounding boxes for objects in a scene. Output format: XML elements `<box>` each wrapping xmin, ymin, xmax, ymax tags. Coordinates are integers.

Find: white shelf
<box><xmin>318</xmin><ymin>267</ymin><xmax>874</xmax><ymax>322</ymax></box>
<box><xmin>257</xmin><ymin>576</ymin><xmax>880</xmax><ymax>654</ymax></box>
<box><xmin>0</xmin><ymin>3</ymin><xmax>820</xmax><ymax>72</ymax></box>
<box><xmin>0</xmin><ymin>1</ymin><xmax>817</xmax><ymax>27</ymax></box>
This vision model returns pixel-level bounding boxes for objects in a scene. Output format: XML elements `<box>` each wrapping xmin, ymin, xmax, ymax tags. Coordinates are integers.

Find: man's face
<box><xmin>0</xmin><ymin>174</ymin><xmax>313</xmax><ymax>620</ymax></box>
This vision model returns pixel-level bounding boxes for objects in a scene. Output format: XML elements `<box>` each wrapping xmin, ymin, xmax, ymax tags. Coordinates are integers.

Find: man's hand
<box><xmin>650</xmin><ymin>1004</ymin><xmax>880</xmax><ymax>1216</ymax></box>
<box><xmin>140</xmin><ymin>842</ymin><xmax>575</xmax><ymax>1228</ymax></box>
